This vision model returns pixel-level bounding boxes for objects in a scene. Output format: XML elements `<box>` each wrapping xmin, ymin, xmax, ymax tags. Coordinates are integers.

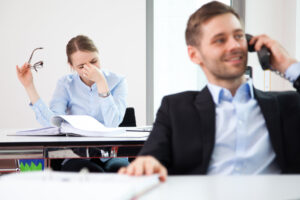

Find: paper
<box><xmin>59</xmin><ymin>122</ymin><xmax>125</xmax><ymax>137</ymax></box>
<box><xmin>126</xmin><ymin>125</ymin><xmax>153</xmax><ymax>132</ymax></box>
<box><xmin>52</xmin><ymin>115</ymin><xmax>105</xmax><ymax>131</ymax></box>
<box><xmin>0</xmin><ymin>171</ymin><xmax>160</xmax><ymax>200</ymax></box>
<box><xmin>16</xmin><ymin>126</ymin><xmax>60</xmax><ymax>136</ymax></box>
<box><xmin>15</xmin><ymin>115</ymin><xmax>125</xmax><ymax>137</ymax></box>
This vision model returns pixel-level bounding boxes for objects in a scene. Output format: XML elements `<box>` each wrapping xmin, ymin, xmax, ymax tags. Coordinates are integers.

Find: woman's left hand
<box><xmin>82</xmin><ymin>63</ymin><xmax>110</xmax><ymax>94</ymax></box>
<box><xmin>82</xmin><ymin>63</ymin><xmax>105</xmax><ymax>84</ymax></box>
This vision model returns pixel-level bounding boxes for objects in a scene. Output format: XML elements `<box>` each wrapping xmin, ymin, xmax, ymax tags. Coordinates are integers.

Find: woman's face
<box><xmin>70</xmin><ymin>50</ymin><xmax>100</xmax><ymax>76</ymax></box>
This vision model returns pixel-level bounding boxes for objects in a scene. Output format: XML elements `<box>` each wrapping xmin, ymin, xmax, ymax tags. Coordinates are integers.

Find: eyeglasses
<box><xmin>28</xmin><ymin>47</ymin><xmax>44</xmax><ymax>72</ymax></box>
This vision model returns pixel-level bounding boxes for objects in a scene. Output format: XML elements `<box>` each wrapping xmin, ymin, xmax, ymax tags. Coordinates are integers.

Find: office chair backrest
<box><xmin>119</xmin><ymin>107</ymin><xmax>136</xmax><ymax>127</ymax></box>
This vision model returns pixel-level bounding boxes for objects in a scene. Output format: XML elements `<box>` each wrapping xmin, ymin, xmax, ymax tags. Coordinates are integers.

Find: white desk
<box><xmin>0</xmin><ymin>129</ymin><xmax>147</xmax><ymax>169</ymax></box>
<box><xmin>0</xmin><ymin>172</ymin><xmax>160</xmax><ymax>200</ymax></box>
<box><xmin>140</xmin><ymin>175</ymin><xmax>300</xmax><ymax>200</ymax></box>
<box><xmin>0</xmin><ymin>129</ymin><xmax>147</xmax><ymax>144</ymax></box>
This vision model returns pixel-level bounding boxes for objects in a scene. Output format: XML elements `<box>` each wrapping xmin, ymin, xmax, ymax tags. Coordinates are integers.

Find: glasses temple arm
<box><xmin>27</xmin><ymin>47</ymin><xmax>43</xmax><ymax>64</ymax></box>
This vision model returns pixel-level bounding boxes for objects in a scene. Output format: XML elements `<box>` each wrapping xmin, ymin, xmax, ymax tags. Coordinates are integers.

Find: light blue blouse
<box><xmin>30</xmin><ymin>69</ymin><xmax>127</xmax><ymax>128</ymax></box>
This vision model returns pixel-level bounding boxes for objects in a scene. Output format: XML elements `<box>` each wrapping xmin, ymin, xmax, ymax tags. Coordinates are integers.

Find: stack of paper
<box><xmin>0</xmin><ymin>171</ymin><xmax>160</xmax><ymax>200</ymax></box>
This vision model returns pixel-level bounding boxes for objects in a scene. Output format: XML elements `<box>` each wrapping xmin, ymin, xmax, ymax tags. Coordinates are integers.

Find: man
<box><xmin>119</xmin><ymin>1</ymin><xmax>300</xmax><ymax>182</ymax></box>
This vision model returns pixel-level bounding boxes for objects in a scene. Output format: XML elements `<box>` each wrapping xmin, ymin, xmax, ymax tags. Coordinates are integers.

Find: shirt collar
<box><xmin>207</xmin><ymin>78</ymin><xmax>254</xmax><ymax>105</ymax></box>
<box><xmin>75</xmin><ymin>74</ymin><xmax>97</xmax><ymax>91</ymax></box>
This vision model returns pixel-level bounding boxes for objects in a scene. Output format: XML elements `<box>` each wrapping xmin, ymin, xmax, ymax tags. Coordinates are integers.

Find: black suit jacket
<box><xmin>140</xmin><ymin>86</ymin><xmax>300</xmax><ymax>175</ymax></box>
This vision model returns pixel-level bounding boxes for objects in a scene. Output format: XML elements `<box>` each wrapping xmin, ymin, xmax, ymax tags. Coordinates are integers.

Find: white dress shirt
<box><xmin>207</xmin><ymin>79</ymin><xmax>280</xmax><ymax>175</ymax></box>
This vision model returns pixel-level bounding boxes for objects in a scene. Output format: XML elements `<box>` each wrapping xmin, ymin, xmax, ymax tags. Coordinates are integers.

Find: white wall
<box><xmin>297</xmin><ymin>1</ymin><xmax>300</xmax><ymax>61</ymax></box>
<box><xmin>152</xmin><ymin>0</ymin><xmax>230</xmax><ymax>121</ymax></box>
<box><xmin>245</xmin><ymin>0</ymin><xmax>299</xmax><ymax>91</ymax></box>
<box><xmin>0</xmin><ymin>0</ymin><xmax>146</xmax><ymax>128</ymax></box>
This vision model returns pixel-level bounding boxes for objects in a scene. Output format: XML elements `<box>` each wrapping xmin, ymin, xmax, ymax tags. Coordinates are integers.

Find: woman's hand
<box><xmin>82</xmin><ymin>63</ymin><xmax>110</xmax><ymax>95</ymax></box>
<box><xmin>16</xmin><ymin>62</ymin><xmax>40</xmax><ymax>104</ymax></box>
<box><xmin>16</xmin><ymin>63</ymin><xmax>34</xmax><ymax>88</ymax></box>
<box><xmin>82</xmin><ymin>63</ymin><xmax>105</xmax><ymax>84</ymax></box>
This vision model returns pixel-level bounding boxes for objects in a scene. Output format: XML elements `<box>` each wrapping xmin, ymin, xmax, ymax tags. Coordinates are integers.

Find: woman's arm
<box><xmin>31</xmin><ymin>77</ymin><xmax>69</xmax><ymax>127</ymax></box>
<box><xmin>98</xmin><ymin>77</ymin><xmax>128</xmax><ymax>127</ymax></box>
<box><xmin>81</xmin><ymin>63</ymin><xmax>128</xmax><ymax>127</ymax></box>
<box><xmin>17</xmin><ymin>64</ymin><xmax>68</xmax><ymax>126</ymax></box>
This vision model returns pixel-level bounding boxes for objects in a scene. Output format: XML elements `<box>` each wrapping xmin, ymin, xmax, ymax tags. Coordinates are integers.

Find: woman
<box><xmin>16</xmin><ymin>35</ymin><xmax>129</xmax><ymax>172</ymax></box>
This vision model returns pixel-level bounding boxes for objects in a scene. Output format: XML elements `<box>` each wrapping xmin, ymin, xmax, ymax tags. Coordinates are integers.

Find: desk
<box><xmin>140</xmin><ymin>175</ymin><xmax>300</xmax><ymax>200</ymax></box>
<box><xmin>0</xmin><ymin>129</ymin><xmax>147</xmax><ymax>170</ymax></box>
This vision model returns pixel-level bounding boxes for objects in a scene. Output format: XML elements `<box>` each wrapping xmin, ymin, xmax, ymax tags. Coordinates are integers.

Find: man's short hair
<box><xmin>185</xmin><ymin>1</ymin><xmax>240</xmax><ymax>46</ymax></box>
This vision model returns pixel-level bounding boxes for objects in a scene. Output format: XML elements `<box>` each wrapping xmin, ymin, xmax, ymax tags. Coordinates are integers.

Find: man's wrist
<box><xmin>284</xmin><ymin>61</ymin><xmax>300</xmax><ymax>82</ymax></box>
<box><xmin>283</xmin><ymin>59</ymin><xmax>298</xmax><ymax>73</ymax></box>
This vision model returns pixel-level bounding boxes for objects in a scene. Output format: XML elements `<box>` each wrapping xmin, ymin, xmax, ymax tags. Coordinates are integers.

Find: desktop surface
<box><xmin>140</xmin><ymin>175</ymin><xmax>300</xmax><ymax>200</ymax></box>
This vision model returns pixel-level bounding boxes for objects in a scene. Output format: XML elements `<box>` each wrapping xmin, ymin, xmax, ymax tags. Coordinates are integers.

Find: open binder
<box><xmin>15</xmin><ymin>115</ymin><xmax>131</xmax><ymax>137</ymax></box>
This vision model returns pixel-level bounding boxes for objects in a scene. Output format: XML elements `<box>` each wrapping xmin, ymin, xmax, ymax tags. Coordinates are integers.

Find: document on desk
<box><xmin>0</xmin><ymin>171</ymin><xmax>160</xmax><ymax>200</ymax></box>
<box><xmin>14</xmin><ymin>115</ymin><xmax>148</xmax><ymax>138</ymax></box>
<box><xmin>125</xmin><ymin>125</ymin><xmax>153</xmax><ymax>132</ymax></box>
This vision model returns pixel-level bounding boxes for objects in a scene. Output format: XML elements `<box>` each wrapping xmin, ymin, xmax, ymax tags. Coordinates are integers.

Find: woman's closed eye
<box><xmin>90</xmin><ymin>60</ymin><xmax>97</xmax><ymax>64</ymax></box>
<box><xmin>78</xmin><ymin>65</ymin><xmax>84</xmax><ymax>69</ymax></box>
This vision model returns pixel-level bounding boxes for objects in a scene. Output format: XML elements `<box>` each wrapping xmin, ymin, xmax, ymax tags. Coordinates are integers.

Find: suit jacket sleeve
<box><xmin>139</xmin><ymin>96</ymin><xmax>172</xmax><ymax>168</ymax></box>
<box><xmin>293</xmin><ymin>75</ymin><xmax>300</xmax><ymax>93</ymax></box>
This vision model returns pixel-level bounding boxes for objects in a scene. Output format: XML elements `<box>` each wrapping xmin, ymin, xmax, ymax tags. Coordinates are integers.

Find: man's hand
<box><xmin>118</xmin><ymin>156</ymin><xmax>168</xmax><ymax>182</ymax></box>
<box><xmin>249</xmin><ymin>34</ymin><xmax>297</xmax><ymax>74</ymax></box>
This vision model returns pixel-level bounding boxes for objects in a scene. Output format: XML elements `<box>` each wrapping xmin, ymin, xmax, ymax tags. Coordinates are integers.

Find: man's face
<box><xmin>193</xmin><ymin>13</ymin><xmax>248</xmax><ymax>83</ymax></box>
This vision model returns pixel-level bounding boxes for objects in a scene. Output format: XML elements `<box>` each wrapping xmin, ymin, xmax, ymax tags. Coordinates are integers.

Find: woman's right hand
<box><xmin>16</xmin><ymin>62</ymin><xmax>34</xmax><ymax>88</ymax></box>
<box><xmin>16</xmin><ymin>62</ymin><xmax>40</xmax><ymax>104</ymax></box>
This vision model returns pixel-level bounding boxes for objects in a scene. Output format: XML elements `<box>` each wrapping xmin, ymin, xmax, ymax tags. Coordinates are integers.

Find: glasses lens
<box><xmin>32</xmin><ymin>61</ymin><xmax>43</xmax><ymax>71</ymax></box>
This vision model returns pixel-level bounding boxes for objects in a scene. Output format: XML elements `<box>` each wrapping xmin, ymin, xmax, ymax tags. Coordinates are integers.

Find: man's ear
<box><xmin>187</xmin><ymin>45</ymin><xmax>203</xmax><ymax>65</ymax></box>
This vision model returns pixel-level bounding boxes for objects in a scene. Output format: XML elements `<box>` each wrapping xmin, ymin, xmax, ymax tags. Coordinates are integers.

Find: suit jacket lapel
<box><xmin>194</xmin><ymin>86</ymin><xmax>216</xmax><ymax>173</ymax></box>
<box><xmin>254</xmin><ymin>88</ymin><xmax>285</xmax><ymax>169</ymax></box>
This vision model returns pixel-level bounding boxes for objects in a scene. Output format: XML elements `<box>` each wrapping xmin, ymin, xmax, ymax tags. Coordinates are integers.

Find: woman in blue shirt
<box><xmin>16</xmin><ymin>35</ymin><xmax>129</xmax><ymax>172</ymax></box>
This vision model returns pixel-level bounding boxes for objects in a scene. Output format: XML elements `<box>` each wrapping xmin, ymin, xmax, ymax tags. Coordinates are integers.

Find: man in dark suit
<box><xmin>119</xmin><ymin>1</ymin><xmax>300</xmax><ymax>182</ymax></box>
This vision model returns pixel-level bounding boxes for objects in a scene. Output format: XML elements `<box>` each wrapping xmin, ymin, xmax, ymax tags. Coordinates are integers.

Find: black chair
<box><xmin>119</xmin><ymin>107</ymin><xmax>136</xmax><ymax>127</ymax></box>
<box><xmin>119</xmin><ymin>107</ymin><xmax>138</xmax><ymax>163</ymax></box>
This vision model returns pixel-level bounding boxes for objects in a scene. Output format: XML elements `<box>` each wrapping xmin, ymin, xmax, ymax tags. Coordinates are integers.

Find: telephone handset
<box><xmin>246</xmin><ymin>34</ymin><xmax>272</xmax><ymax>70</ymax></box>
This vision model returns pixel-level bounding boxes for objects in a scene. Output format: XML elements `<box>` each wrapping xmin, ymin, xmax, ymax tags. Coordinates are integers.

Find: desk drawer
<box><xmin>0</xmin><ymin>147</ymin><xmax>44</xmax><ymax>159</ymax></box>
<box><xmin>0</xmin><ymin>160</ymin><xmax>19</xmax><ymax>173</ymax></box>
